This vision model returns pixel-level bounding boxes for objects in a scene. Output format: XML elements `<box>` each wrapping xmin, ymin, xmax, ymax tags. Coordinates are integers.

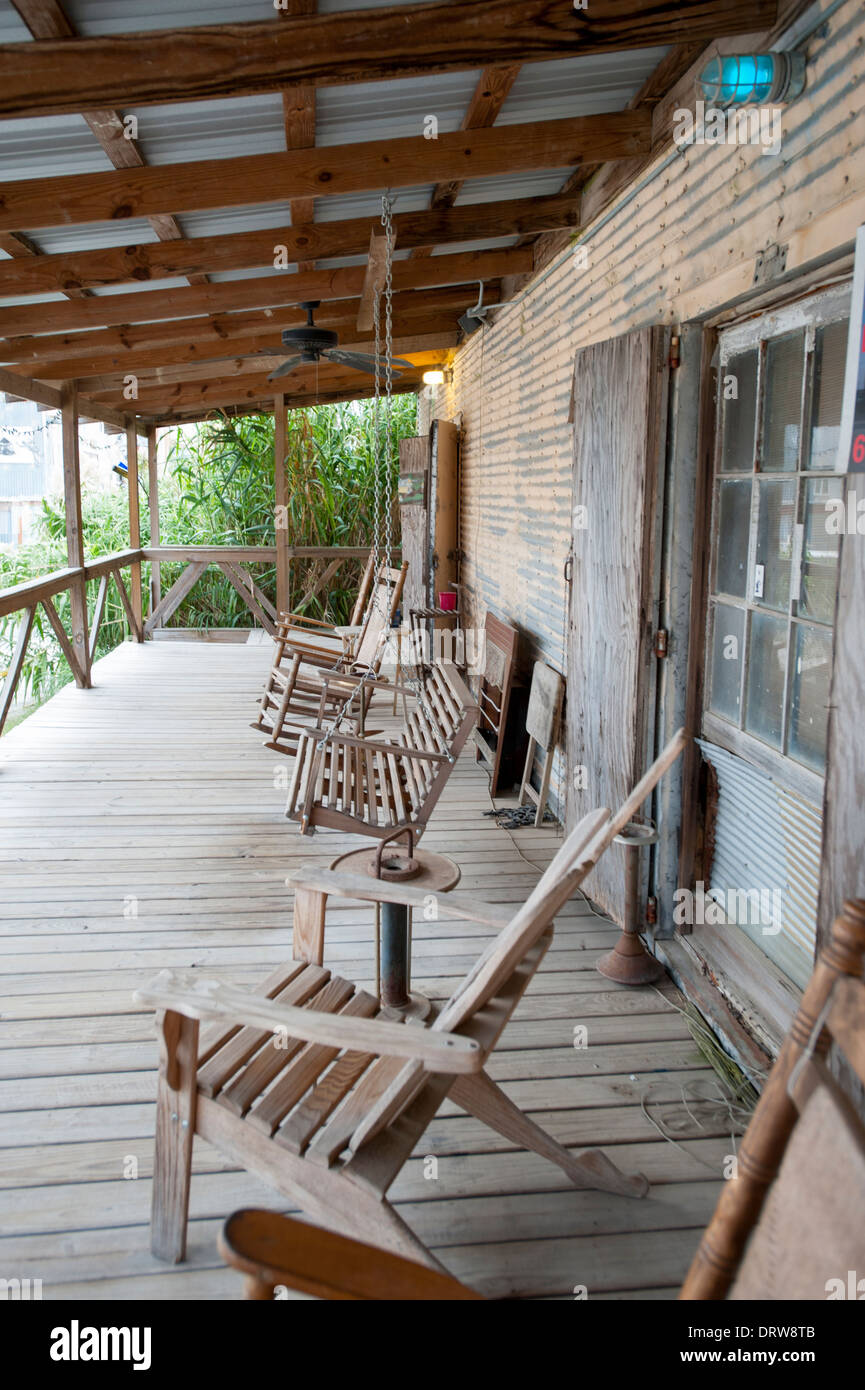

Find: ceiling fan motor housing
<box><xmin>281</xmin><ymin>302</ymin><xmax>339</xmax><ymax>359</ymax></box>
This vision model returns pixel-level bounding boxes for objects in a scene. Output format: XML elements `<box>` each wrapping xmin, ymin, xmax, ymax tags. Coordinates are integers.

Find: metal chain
<box><xmin>381</xmin><ymin>194</ymin><xmax>395</xmax><ymax>617</ymax></box>
<box><xmin>312</xmin><ymin>193</ymin><xmax>451</xmax><ymax>762</ymax></box>
<box><xmin>371</xmin><ymin>287</ymin><xmax>383</xmax><ymax>616</ymax></box>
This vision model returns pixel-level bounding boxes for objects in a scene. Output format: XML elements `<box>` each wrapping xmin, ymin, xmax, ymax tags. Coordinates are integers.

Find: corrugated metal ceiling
<box><xmin>0</xmin><ymin>1</ymin><xmax>669</xmax><ymax>318</ymax></box>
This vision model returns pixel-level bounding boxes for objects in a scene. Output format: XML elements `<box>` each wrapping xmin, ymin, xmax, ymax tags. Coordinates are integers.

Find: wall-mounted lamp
<box><xmin>697</xmin><ymin>52</ymin><xmax>806</xmax><ymax>108</ymax></box>
<box><xmin>422</xmin><ymin>369</ymin><xmax>452</xmax><ymax>386</ymax></box>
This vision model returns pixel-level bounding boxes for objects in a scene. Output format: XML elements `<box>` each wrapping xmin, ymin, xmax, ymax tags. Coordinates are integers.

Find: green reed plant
<box><xmin>0</xmin><ymin>395</ymin><xmax>417</xmax><ymax>725</ymax></box>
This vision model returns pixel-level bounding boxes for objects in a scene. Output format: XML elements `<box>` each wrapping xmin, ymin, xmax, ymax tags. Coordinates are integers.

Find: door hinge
<box><xmin>669</xmin><ymin>335</ymin><xmax>680</xmax><ymax>370</ymax></box>
<box><xmin>654</xmin><ymin>629</ymin><xmax>669</xmax><ymax>658</ymax></box>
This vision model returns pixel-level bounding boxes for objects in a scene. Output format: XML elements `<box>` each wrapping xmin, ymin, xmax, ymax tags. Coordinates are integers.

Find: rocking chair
<box><xmin>253</xmin><ymin>561</ymin><xmax>407</xmax><ymax>756</ymax></box>
<box><xmin>136</xmin><ymin>729</ymin><xmax>686</xmax><ymax>1274</ymax></box>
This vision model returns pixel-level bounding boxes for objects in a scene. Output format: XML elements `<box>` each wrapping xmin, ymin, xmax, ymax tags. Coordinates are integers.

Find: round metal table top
<box><xmin>328</xmin><ymin>845</ymin><xmax>461</xmax><ymax>893</ymax></box>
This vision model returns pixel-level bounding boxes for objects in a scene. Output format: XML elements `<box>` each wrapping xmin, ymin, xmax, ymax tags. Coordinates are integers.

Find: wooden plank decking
<box><xmin>0</xmin><ymin>640</ymin><xmax>725</xmax><ymax>1300</ymax></box>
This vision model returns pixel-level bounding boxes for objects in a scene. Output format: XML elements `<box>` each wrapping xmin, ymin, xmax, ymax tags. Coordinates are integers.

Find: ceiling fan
<box><xmin>265</xmin><ymin>301</ymin><xmax>413</xmax><ymax>383</ymax></box>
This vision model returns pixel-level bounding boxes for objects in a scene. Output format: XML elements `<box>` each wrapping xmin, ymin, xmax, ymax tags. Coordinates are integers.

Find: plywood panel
<box><xmin>566</xmin><ymin>327</ymin><xmax>669</xmax><ymax>924</ymax></box>
<box><xmin>398</xmin><ymin>435</ymin><xmax>429</xmax><ymax>616</ymax></box>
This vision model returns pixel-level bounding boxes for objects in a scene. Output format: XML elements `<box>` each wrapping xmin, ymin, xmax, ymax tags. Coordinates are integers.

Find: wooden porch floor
<box><xmin>0</xmin><ymin>640</ymin><xmax>725</xmax><ymax>1300</ymax></box>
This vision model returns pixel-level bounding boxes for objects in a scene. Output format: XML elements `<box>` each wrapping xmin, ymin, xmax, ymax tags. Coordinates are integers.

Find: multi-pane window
<box><xmin>706</xmin><ymin>292</ymin><xmax>850</xmax><ymax>778</ymax></box>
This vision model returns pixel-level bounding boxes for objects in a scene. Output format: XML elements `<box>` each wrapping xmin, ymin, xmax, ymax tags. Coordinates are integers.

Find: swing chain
<box><xmin>311</xmin><ymin>193</ymin><xmax>452</xmax><ymax>764</ymax></box>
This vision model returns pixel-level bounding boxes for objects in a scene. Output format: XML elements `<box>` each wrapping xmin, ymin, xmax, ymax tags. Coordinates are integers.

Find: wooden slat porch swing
<box><xmin>281</xmin><ymin>196</ymin><xmax>476</xmax><ymax>840</ymax></box>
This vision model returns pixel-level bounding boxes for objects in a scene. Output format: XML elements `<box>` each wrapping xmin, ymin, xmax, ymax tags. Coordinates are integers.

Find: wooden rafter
<box><xmin>0</xmin><ymin>227</ymin><xmax>88</xmax><ymax>302</ymax></box>
<box><xmin>0</xmin><ymin>1</ymin><xmax>778</xmax><ymax>118</ymax></box>
<box><xmin>0</xmin><ymin>247</ymin><xmax>530</xmax><ymax>338</ymax></box>
<box><xmin>412</xmin><ymin>63</ymin><xmax>520</xmax><ymax>260</ymax></box>
<box><xmin>0</xmin><ymin>112</ymin><xmax>650</xmax><ymax>233</ymax></box>
<box><xmin>0</xmin><ymin>365</ymin><xmax>143</xmax><ymax>434</ymax></box>
<box><xmin>9</xmin><ymin>0</ymin><xmax>207</xmax><ymax>286</ymax></box>
<box><xmin>0</xmin><ymin>194</ymin><xmax>576</xmax><ymax>298</ymax></box>
<box><xmin>2</xmin><ymin>287</ymin><xmax>498</xmax><ymax>374</ymax></box>
<box><xmin>279</xmin><ymin>0</ymin><xmax>318</xmax><ymax>272</ymax></box>
<box><xmin>91</xmin><ymin>358</ymin><xmax>445</xmax><ymax>414</ymax></box>
<box><xmin>76</xmin><ymin>336</ymin><xmax>457</xmax><ymax>393</ymax></box>
<box><xmin>6</xmin><ymin>322</ymin><xmax>464</xmax><ymax>386</ymax></box>
<box><xmin>143</xmin><ymin>383</ymin><xmax>421</xmax><ymax>428</ymax></box>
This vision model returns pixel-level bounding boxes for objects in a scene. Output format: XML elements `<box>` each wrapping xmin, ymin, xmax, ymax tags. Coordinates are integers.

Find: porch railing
<box><xmin>0</xmin><ymin>544</ymin><xmax>398</xmax><ymax>737</ymax></box>
<box><xmin>0</xmin><ymin>547</ymin><xmax>142</xmax><ymax>736</ymax></box>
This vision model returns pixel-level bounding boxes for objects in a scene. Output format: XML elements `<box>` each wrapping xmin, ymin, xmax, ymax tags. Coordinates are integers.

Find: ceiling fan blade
<box><xmin>326</xmin><ymin>348</ymin><xmax>406</xmax><ymax>377</ymax></box>
<box><xmin>266</xmin><ymin>356</ymin><xmax>304</xmax><ymax>382</ymax></box>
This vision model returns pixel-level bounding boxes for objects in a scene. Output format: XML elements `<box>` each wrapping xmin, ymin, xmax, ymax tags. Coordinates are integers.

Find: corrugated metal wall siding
<box><xmin>698</xmin><ymin>740</ymin><xmax>823</xmax><ymax>989</ymax></box>
<box><xmin>436</xmin><ymin>0</ymin><xmax>865</xmax><ymax>813</ymax></box>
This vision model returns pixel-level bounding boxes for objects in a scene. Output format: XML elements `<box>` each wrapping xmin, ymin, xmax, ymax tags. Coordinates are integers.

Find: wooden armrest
<box><xmin>318</xmin><ymin>670</ymin><xmax>417</xmax><ymax>698</ymax></box>
<box><xmin>301</xmin><ymin>727</ymin><xmax>449</xmax><ymax>762</ymax></box>
<box><xmin>333</xmin><ymin>624</ymin><xmax>363</xmax><ymax>637</ymax></box>
<box><xmin>219</xmin><ymin>1209</ymin><xmax>482</xmax><ymax>1301</ymax></box>
<box><xmin>134</xmin><ymin>970</ymin><xmax>481</xmax><ymax>1074</ymax></box>
<box><xmin>287</xmin><ymin>865</ymin><xmax>513</xmax><ymax>930</ymax></box>
<box><xmin>277</xmin><ymin>613</ymin><xmax>338</xmax><ymax>632</ymax></box>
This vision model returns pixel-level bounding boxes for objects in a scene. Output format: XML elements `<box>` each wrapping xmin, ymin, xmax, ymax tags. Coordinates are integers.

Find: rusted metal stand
<box><xmin>329</xmin><ymin>829</ymin><xmax>461</xmax><ymax>1019</ymax></box>
<box><xmin>596</xmin><ymin>820</ymin><xmax>665</xmax><ymax>987</ymax></box>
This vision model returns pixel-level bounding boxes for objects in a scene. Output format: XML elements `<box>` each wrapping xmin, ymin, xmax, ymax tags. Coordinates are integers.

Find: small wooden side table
<box><xmin>328</xmin><ymin>834</ymin><xmax>461</xmax><ymax>1019</ymax></box>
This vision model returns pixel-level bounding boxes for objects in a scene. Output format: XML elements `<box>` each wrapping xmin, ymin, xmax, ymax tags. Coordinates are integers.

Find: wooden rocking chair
<box><xmin>252</xmin><ymin>561</ymin><xmax>407</xmax><ymax>756</ymax></box>
<box><xmin>681</xmin><ymin>896</ymin><xmax>865</xmax><ymax>1300</ymax></box>
<box><xmin>284</xmin><ymin>660</ymin><xmax>477</xmax><ymax>838</ymax></box>
<box><xmin>136</xmin><ymin>729</ymin><xmax>686</xmax><ymax>1274</ymax></box>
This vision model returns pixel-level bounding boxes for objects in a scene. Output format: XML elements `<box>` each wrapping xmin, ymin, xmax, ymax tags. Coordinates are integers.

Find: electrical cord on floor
<box><xmin>480</xmin><ymin>764</ymin><xmax>612</xmax><ymax>924</ymax></box>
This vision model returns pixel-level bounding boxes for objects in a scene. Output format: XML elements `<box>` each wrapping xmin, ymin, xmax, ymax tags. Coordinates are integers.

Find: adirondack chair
<box><xmin>220</xmin><ymin>894</ymin><xmax>865</xmax><ymax>1301</ymax></box>
<box><xmin>681</xmin><ymin>895</ymin><xmax>865</xmax><ymax>1301</ymax></box>
<box><xmin>136</xmin><ymin>729</ymin><xmax>686</xmax><ymax>1273</ymax></box>
<box><xmin>283</xmin><ymin>660</ymin><xmax>477</xmax><ymax>838</ymax></box>
<box><xmin>252</xmin><ymin>562</ymin><xmax>408</xmax><ymax>756</ymax></box>
<box><xmin>220</xmin><ymin>1208</ymin><xmax>482</xmax><ymax>1300</ymax></box>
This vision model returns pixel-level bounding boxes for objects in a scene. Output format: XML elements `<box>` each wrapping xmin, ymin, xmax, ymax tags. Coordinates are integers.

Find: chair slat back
<box><xmin>436</xmin><ymin>729</ymin><xmax>688</xmax><ymax>1034</ymax></box>
<box><xmin>354</xmin><ymin>563</ymin><xmax>407</xmax><ymax>670</ymax></box>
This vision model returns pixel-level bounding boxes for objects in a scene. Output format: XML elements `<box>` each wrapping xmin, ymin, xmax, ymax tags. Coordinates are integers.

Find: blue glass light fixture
<box><xmin>698</xmin><ymin>52</ymin><xmax>806</xmax><ymax>108</ymax></box>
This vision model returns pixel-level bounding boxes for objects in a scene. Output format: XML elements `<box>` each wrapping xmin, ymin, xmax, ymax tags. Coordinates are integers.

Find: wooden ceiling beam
<box><xmin>68</xmin><ymin>335</ymin><xmax>457</xmax><ymax>392</ymax></box>
<box><xmin>1</xmin><ymin>287</ymin><xmax>497</xmax><ymax>370</ymax></box>
<box><xmin>0</xmin><ymin>364</ymin><xmax>143</xmax><ymax>433</ymax></box>
<box><xmin>144</xmin><ymin>382</ymin><xmax>420</xmax><ymax>427</ymax></box>
<box><xmin>0</xmin><ymin>112</ymin><xmax>650</xmax><ymax>232</ymax></box>
<box><xmin>7</xmin><ymin>319</ymin><xmax>463</xmax><ymax>382</ymax></box>
<box><xmin>0</xmin><ymin>1</ymin><xmax>778</xmax><ymax>118</ymax></box>
<box><xmin>413</xmin><ymin>62</ymin><xmax>521</xmax><ymax>260</ymax></box>
<box><xmin>0</xmin><ymin>228</ymin><xmax>86</xmax><ymax>301</ymax></box>
<box><xmin>279</xmin><ymin>0</ymin><xmax>318</xmax><ymax>272</ymax></box>
<box><xmin>9</xmin><ymin>0</ymin><xmax>207</xmax><ymax>285</ymax></box>
<box><xmin>0</xmin><ymin>246</ymin><xmax>529</xmax><ymax>338</ymax></box>
<box><xmin>89</xmin><ymin>351</ymin><xmax>450</xmax><ymax>406</ymax></box>
<box><xmin>109</xmin><ymin>366</ymin><xmax>432</xmax><ymax>415</ymax></box>
<box><xmin>0</xmin><ymin>194</ymin><xmax>577</xmax><ymax>297</ymax></box>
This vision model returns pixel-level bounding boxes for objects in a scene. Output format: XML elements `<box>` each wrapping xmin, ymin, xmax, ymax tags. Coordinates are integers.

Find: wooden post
<box><xmin>126</xmin><ymin>421</ymin><xmax>143</xmax><ymax>640</ymax></box>
<box><xmin>147</xmin><ymin>424</ymin><xmax>161</xmax><ymax>624</ymax></box>
<box><xmin>274</xmin><ymin>393</ymin><xmax>290</xmax><ymax>618</ymax></box>
<box><xmin>60</xmin><ymin>383</ymin><xmax>91</xmax><ymax>688</ymax></box>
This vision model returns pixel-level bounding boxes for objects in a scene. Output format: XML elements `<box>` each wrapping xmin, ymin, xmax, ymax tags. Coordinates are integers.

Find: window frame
<box><xmin>702</xmin><ymin>282</ymin><xmax>851</xmax><ymax>804</ymax></box>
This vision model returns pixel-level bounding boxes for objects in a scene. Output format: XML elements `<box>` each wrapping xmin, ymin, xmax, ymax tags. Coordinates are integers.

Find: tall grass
<box><xmin>0</xmin><ymin>395</ymin><xmax>417</xmax><ymax>724</ymax></box>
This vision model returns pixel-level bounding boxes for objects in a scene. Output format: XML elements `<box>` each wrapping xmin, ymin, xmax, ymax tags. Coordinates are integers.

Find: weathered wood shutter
<box><xmin>398</xmin><ymin>434</ymin><xmax>430</xmax><ymax>616</ymax></box>
<box><xmin>566</xmin><ymin>326</ymin><xmax>670</xmax><ymax>923</ymax></box>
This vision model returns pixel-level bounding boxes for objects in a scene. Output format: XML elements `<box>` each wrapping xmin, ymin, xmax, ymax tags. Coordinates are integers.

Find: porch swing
<box><xmin>284</xmin><ymin>196</ymin><xmax>478</xmax><ymax>839</ymax></box>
